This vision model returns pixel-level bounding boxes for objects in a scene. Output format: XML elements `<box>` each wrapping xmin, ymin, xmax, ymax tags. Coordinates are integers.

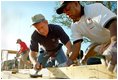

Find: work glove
<box><xmin>103</xmin><ymin>41</ymin><xmax>117</xmax><ymax>72</ymax></box>
<box><xmin>103</xmin><ymin>41</ymin><xmax>117</xmax><ymax>64</ymax></box>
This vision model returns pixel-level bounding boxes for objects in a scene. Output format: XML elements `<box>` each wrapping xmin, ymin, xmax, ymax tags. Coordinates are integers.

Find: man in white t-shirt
<box><xmin>56</xmin><ymin>1</ymin><xmax>117</xmax><ymax>72</ymax></box>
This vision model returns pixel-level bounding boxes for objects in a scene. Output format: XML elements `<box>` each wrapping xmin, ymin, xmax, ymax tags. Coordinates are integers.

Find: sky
<box><xmin>1</xmin><ymin>1</ymin><xmax>90</xmax><ymax>60</ymax></box>
<box><xmin>1</xmin><ymin>1</ymin><xmax>58</xmax><ymax>50</ymax></box>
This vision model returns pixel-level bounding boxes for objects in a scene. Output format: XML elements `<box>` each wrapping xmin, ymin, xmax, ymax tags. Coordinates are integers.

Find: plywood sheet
<box><xmin>1</xmin><ymin>64</ymin><xmax>117</xmax><ymax>79</ymax></box>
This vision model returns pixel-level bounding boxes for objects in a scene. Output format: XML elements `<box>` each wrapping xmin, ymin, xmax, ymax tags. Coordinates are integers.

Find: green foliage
<box><xmin>51</xmin><ymin>2</ymin><xmax>72</xmax><ymax>27</ymax></box>
<box><xmin>52</xmin><ymin>14</ymin><xmax>72</xmax><ymax>27</ymax></box>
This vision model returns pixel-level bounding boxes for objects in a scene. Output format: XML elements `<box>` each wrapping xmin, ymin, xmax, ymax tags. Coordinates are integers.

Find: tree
<box><xmin>51</xmin><ymin>2</ymin><xmax>72</xmax><ymax>27</ymax></box>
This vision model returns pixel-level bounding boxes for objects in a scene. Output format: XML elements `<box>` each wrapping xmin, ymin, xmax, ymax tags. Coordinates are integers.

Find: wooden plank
<box><xmin>7</xmin><ymin>50</ymin><xmax>17</xmax><ymax>54</ymax></box>
<box><xmin>1</xmin><ymin>50</ymin><xmax>17</xmax><ymax>54</ymax></box>
<box><xmin>1</xmin><ymin>64</ymin><xmax>117</xmax><ymax>79</ymax></box>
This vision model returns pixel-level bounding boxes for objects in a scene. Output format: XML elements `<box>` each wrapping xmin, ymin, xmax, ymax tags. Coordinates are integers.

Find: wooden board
<box><xmin>1</xmin><ymin>50</ymin><xmax>17</xmax><ymax>54</ymax></box>
<box><xmin>1</xmin><ymin>64</ymin><xmax>116</xmax><ymax>79</ymax></box>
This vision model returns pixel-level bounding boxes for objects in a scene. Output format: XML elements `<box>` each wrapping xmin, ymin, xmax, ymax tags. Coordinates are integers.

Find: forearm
<box><xmin>70</xmin><ymin>47</ymin><xmax>80</xmax><ymax>61</ymax></box>
<box><xmin>18</xmin><ymin>47</ymin><xmax>23</xmax><ymax>54</ymax></box>
<box><xmin>108</xmin><ymin>19</ymin><xmax>117</xmax><ymax>42</ymax></box>
<box><xmin>29</xmin><ymin>51</ymin><xmax>38</xmax><ymax>66</ymax></box>
<box><xmin>65</xmin><ymin>41</ymin><xmax>72</xmax><ymax>56</ymax></box>
<box><xmin>69</xmin><ymin>42</ymin><xmax>81</xmax><ymax>61</ymax></box>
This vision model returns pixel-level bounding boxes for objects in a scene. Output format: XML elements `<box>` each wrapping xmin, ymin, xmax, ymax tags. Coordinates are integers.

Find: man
<box><xmin>29</xmin><ymin>14</ymin><xmax>72</xmax><ymax>70</ymax></box>
<box><xmin>16</xmin><ymin>39</ymin><xmax>32</xmax><ymax>69</ymax></box>
<box><xmin>56</xmin><ymin>1</ymin><xmax>117</xmax><ymax>72</ymax></box>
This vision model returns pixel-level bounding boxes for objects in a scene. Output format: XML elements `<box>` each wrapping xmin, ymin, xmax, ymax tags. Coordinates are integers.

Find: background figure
<box><xmin>16</xmin><ymin>39</ymin><xmax>32</xmax><ymax>69</ymax></box>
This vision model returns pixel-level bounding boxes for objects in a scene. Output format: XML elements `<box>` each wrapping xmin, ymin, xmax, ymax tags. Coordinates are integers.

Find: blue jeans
<box><xmin>38</xmin><ymin>48</ymin><xmax>67</xmax><ymax>67</ymax></box>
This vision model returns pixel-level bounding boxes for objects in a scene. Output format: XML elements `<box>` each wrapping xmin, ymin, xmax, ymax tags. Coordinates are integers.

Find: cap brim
<box><xmin>56</xmin><ymin>7</ymin><xmax>64</xmax><ymax>14</ymax></box>
<box><xmin>30</xmin><ymin>21</ymin><xmax>41</xmax><ymax>27</ymax></box>
<box><xmin>32</xmin><ymin>22</ymin><xmax>39</xmax><ymax>25</ymax></box>
<box><xmin>56</xmin><ymin>3</ymin><xmax>67</xmax><ymax>14</ymax></box>
<box><xmin>32</xmin><ymin>18</ymin><xmax>45</xmax><ymax>26</ymax></box>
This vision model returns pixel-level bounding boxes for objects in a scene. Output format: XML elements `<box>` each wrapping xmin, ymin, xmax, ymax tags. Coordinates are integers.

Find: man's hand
<box><xmin>80</xmin><ymin>59</ymin><xmax>87</xmax><ymax>65</ymax></box>
<box><xmin>34</xmin><ymin>62</ymin><xmax>43</xmax><ymax>70</ymax></box>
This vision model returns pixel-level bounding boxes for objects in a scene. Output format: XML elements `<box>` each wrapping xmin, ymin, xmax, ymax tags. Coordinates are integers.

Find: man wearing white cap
<box><xmin>29</xmin><ymin>14</ymin><xmax>72</xmax><ymax>70</ymax></box>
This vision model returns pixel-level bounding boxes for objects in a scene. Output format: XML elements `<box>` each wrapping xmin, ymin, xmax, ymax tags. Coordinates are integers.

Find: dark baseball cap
<box><xmin>56</xmin><ymin>1</ymin><xmax>73</xmax><ymax>14</ymax></box>
<box><xmin>16</xmin><ymin>39</ymin><xmax>21</xmax><ymax>43</ymax></box>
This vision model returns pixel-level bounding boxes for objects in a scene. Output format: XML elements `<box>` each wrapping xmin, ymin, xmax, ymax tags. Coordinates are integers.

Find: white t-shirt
<box><xmin>71</xmin><ymin>3</ymin><xmax>116</xmax><ymax>44</ymax></box>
